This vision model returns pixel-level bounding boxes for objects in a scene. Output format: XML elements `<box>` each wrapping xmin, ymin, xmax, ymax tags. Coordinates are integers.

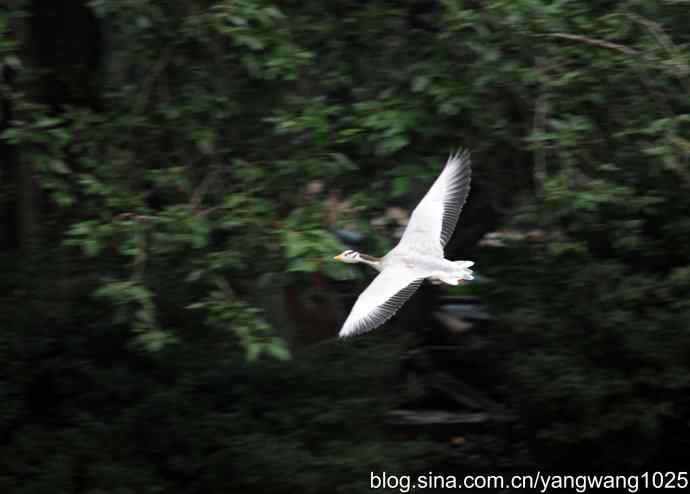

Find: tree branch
<box><xmin>548</xmin><ymin>33</ymin><xmax>638</xmax><ymax>55</ymax></box>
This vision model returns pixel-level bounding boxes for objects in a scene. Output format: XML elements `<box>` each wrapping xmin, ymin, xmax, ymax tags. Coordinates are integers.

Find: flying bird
<box><xmin>334</xmin><ymin>150</ymin><xmax>474</xmax><ymax>338</ymax></box>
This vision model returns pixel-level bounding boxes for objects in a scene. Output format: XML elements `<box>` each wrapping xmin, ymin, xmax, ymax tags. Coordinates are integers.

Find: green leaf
<box><xmin>391</xmin><ymin>176</ymin><xmax>411</xmax><ymax>197</ymax></box>
<box><xmin>283</xmin><ymin>231</ymin><xmax>311</xmax><ymax>258</ymax></box>
<box><xmin>287</xmin><ymin>258</ymin><xmax>318</xmax><ymax>273</ymax></box>
<box><xmin>246</xmin><ymin>344</ymin><xmax>261</xmax><ymax>362</ymax></box>
<box><xmin>322</xmin><ymin>258</ymin><xmax>358</xmax><ymax>280</ymax></box>
<box><xmin>412</xmin><ymin>75</ymin><xmax>430</xmax><ymax>92</ymax></box>
<box><xmin>50</xmin><ymin>159</ymin><xmax>70</xmax><ymax>174</ymax></box>
<box><xmin>265</xmin><ymin>341</ymin><xmax>291</xmax><ymax>361</ymax></box>
<box><xmin>36</xmin><ymin>117</ymin><xmax>63</xmax><ymax>128</ymax></box>
<box><xmin>83</xmin><ymin>239</ymin><xmax>101</xmax><ymax>257</ymax></box>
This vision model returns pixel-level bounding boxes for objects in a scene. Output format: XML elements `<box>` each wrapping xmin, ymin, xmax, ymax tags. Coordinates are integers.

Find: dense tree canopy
<box><xmin>1</xmin><ymin>0</ymin><xmax>689</xmax><ymax>491</ymax></box>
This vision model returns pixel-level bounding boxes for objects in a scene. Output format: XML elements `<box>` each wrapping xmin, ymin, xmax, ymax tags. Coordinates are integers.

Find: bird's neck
<box><xmin>359</xmin><ymin>253</ymin><xmax>383</xmax><ymax>271</ymax></box>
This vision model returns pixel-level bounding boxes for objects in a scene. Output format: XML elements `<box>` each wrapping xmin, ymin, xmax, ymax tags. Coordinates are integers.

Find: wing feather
<box><xmin>398</xmin><ymin>150</ymin><xmax>472</xmax><ymax>252</ymax></box>
<box><xmin>339</xmin><ymin>268</ymin><xmax>423</xmax><ymax>337</ymax></box>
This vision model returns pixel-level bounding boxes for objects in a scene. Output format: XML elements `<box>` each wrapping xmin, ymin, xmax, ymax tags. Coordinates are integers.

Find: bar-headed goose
<box><xmin>334</xmin><ymin>150</ymin><xmax>474</xmax><ymax>337</ymax></box>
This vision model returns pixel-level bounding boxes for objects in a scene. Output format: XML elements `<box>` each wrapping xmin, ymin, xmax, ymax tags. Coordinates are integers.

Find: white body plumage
<box><xmin>334</xmin><ymin>150</ymin><xmax>474</xmax><ymax>337</ymax></box>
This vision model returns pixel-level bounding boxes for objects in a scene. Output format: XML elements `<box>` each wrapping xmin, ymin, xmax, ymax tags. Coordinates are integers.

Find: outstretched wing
<box><xmin>339</xmin><ymin>267</ymin><xmax>423</xmax><ymax>338</ymax></box>
<box><xmin>398</xmin><ymin>150</ymin><xmax>472</xmax><ymax>253</ymax></box>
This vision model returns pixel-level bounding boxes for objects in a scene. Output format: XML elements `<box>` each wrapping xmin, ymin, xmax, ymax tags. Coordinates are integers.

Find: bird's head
<box><xmin>333</xmin><ymin>249</ymin><xmax>361</xmax><ymax>263</ymax></box>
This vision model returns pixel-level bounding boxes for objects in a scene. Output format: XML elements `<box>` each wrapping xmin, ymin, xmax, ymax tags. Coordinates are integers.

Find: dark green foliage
<box><xmin>476</xmin><ymin>0</ymin><xmax>690</xmax><ymax>467</ymax></box>
<box><xmin>1</xmin><ymin>278</ymin><xmax>437</xmax><ymax>492</ymax></box>
<box><xmin>2</xmin><ymin>0</ymin><xmax>690</xmax><ymax>490</ymax></box>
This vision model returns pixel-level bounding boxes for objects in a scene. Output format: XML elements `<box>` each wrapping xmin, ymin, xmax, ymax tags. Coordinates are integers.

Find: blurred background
<box><xmin>1</xmin><ymin>0</ymin><xmax>689</xmax><ymax>491</ymax></box>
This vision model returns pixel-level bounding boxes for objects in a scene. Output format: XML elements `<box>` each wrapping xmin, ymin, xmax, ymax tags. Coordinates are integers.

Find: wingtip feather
<box><xmin>448</xmin><ymin>148</ymin><xmax>472</xmax><ymax>166</ymax></box>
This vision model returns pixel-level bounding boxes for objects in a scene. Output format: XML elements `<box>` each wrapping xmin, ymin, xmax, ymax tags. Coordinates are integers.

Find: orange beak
<box><xmin>333</xmin><ymin>254</ymin><xmax>343</xmax><ymax>261</ymax></box>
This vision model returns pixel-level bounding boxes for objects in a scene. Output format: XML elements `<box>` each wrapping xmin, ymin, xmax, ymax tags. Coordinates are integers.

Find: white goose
<box><xmin>334</xmin><ymin>150</ymin><xmax>474</xmax><ymax>338</ymax></box>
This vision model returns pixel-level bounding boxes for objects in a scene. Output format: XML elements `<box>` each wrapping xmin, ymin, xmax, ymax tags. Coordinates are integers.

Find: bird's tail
<box><xmin>453</xmin><ymin>260</ymin><xmax>475</xmax><ymax>281</ymax></box>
